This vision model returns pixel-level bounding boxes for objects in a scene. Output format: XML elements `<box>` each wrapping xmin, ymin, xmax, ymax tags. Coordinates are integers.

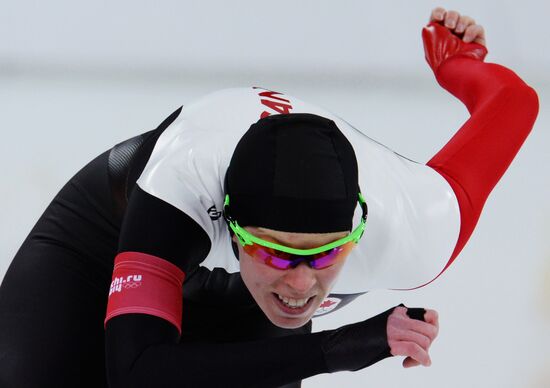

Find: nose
<box><xmin>282</xmin><ymin>262</ymin><xmax>316</xmax><ymax>294</ymax></box>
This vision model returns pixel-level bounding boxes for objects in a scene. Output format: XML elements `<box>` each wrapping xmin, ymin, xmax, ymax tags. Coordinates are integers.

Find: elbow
<box><xmin>107</xmin><ymin>363</ymin><xmax>134</xmax><ymax>388</ymax></box>
<box><xmin>514</xmin><ymin>84</ymin><xmax>539</xmax><ymax>136</ymax></box>
<box><xmin>494</xmin><ymin>83</ymin><xmax>540</xmax><ymax>136</ymax></box>
<box><xmin>523</xmin><ymin>85</ymin><xmax>540</xmax><ymax>124</ymax></box>
<box><xmin>485</xmin><ymin>63</ymin><xmax>540</xmax><ymax>122</ymax></box>
<box><xmin>504</xmin><ymin>77</ymin><xmax>539</xmax><ymax>114</ymax></box>
<box><xmin>105</xmin><ymin>327</ymin><xmax>146</xmax><ymax>388</ymax></box>
<box><xmin>106</xmin><ymin>347</ymin><xmax>150</xmax><ymax>388</ymax></box>
<box><xmin>105</xmin><ymin>314</ymin><xmax>181</xmax><ymax>388</ymax></box>
<box><xmin>107</xmin><ymin>366</ymin><xmax>146</xmax><ymax>388</ymax></box>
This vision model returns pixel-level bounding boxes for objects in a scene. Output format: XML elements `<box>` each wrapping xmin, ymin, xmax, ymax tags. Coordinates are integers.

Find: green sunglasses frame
<box><xmin>223</xmin><ymin>193</ymin><xmax>368</xmax><ymax>256</ymax></box>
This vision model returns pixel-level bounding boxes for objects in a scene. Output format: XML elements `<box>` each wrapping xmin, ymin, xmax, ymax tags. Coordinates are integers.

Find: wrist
<box><xmin>422</xmin><ymin>22</ymin><xmax>488</xmax><ymax>80</ymax></box>
<box><xmin>321</xmin><ymin>305</ymin><xmax>397</xmax><ymax>373</ymax></box>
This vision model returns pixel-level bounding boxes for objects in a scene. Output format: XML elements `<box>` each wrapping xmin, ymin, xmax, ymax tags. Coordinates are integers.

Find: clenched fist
<box><xmin>387</xmin><ymin>306</ymin><xmax>439</xmax><ymax>368</ymax></box>
<box><xmin>430</xmin><ymin>7</ymin><xmax>486</xmax><ymax>46</ymax></box>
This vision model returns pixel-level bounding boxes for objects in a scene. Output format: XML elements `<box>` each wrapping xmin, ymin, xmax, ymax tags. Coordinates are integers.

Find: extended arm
<box><xmin>105</xmin><ymin>187</ymin><xmax>331</xmax><ymax>387</ymax></box>
<box><xmin>105</xmin><ymin>187</ymin><xmax>413</xmax><ymax>387</ymax></box>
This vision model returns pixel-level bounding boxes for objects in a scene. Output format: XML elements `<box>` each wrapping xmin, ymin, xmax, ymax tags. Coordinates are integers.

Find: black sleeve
<box><xmin>106</xmin><ymin>296</ymin><xmax>395</xmax><ymax>387</ymax></box>
<box><xmin>117</xmin><ymin>185</ymin><xmax>211</xmax><ymax>273</ymax></box>
<box><xmin>106</xmin><ymin>315</ymin><xmax>329</xmax><ymax>388</ymax></box>
<box><xmin>105</xmin><ymin>186</ymin><xmax>331</xmax><ymax>387</ymax></box>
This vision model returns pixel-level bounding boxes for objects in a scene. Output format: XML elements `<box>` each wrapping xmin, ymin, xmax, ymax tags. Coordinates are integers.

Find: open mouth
<box><xmin>272</xmin><ymin>293</ymin><xmax>315</xmax><ymax>315</ymax></box>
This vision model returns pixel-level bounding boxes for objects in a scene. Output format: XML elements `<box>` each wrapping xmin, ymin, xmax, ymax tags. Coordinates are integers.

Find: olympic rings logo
<box><xmin>123</xmin><ymin>282</ymin><xmax>141</xmax><ymax>289</ymax></box>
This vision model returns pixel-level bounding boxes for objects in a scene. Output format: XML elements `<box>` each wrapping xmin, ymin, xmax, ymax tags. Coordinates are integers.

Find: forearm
<box><xmin>106</xmin><ymin>307</ymin><xmax>396</xmax><ymax>388</ymax></box>
<box><xmin>106</xmin><ymin>315</ymin><xmax>327</xmax><ymax>388</ymax></box>
<box><xmin>429</xmin><ymin>57</ymin><xmax>538</xmax><ymax>194</ymax></box>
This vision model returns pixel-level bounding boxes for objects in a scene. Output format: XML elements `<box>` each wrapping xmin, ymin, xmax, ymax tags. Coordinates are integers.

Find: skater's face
<box><xmin>235</xmin><ymin>227</ymin><xmax>352</xmax><ymax>329</ymax></box>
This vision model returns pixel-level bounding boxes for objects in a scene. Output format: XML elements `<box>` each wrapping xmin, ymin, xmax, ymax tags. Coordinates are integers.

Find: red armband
<box><xmin>104</xmin><ymin>252</ymin><xmax>185</xmax><ymax>334</ymax></box>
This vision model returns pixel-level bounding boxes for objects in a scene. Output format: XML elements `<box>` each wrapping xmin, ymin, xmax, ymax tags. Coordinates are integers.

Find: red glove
<box><xmin>422</xmin><ymin>22</ymin><xmax>488</xmax><ymax>75</ymax></box>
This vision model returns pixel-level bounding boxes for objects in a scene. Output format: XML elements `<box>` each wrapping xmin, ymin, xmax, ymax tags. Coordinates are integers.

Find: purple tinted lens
<box><xmin>267</xmin><ymin>255</ymin><xmax>294</xmax><ymax>270</ymax></box>
<box><xmin>247</xmin><ymin>245</ymin><xmax>292</xmax><ymax>269</ymax></box>
<box><xmin>246</xmin><ymin>244</ymin><xmax>345</xmax><ymax>270</ymax></box>
<box><xmin>309</xmin><ymin>247</ymin><xmax>344</xmax><ymax>269</ymax></box>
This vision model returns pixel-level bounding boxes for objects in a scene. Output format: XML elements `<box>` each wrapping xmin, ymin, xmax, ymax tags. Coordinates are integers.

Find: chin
<box><xmin>270</xmin><ymin>316</ymin><xmax>311</xmax><ymax>329</ymax></box>
<box><xmin>265</xmin><ymin>306</ymin><xmax>315</xmax><ymax>329</ymax></box>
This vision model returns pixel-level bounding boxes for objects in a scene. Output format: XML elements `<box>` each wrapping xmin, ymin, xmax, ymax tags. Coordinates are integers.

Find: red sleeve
<box><xmin>423</xmin><ymin>23</ymin><xmax>539</xmax><ymax>274</ymax></box>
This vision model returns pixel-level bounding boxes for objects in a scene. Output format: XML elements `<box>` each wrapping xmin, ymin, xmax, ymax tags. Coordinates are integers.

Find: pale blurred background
<box><xmin>1</xmin><ymin>1</ymin><xmax>548</xmax><ymax>387</ymax></box>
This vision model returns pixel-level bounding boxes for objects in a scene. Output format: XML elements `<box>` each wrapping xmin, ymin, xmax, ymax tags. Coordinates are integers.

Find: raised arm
<box><xmin>423</xmin><ymin>12</ymin><xmax>539</xmax><ymax>274</ymax></box>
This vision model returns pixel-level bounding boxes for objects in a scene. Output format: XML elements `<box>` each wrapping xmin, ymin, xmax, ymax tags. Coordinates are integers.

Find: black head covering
<box><xmin>225</xmin><ymin>113</ymin><xmax>359</xmax><ymax>233</ymax></box>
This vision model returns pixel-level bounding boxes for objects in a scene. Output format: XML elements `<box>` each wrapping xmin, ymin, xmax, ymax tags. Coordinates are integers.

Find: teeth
<box><xmin>277</xmin><ymin>294</ymin><xmax>309</xmax><ymax>308</ymax></box>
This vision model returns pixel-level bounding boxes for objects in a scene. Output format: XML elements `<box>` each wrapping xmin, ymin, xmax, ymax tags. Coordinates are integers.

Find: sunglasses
<box><xmin>223</xmin><ymin>193</ymin><xmax>368</xmax><ymax>270</ymax></box>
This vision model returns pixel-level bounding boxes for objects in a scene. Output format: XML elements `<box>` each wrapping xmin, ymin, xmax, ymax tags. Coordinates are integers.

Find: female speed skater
<box><xmin>0</xmin><ymin>7</ymin><xmax>539</xmax><ymax>388</ymax></box>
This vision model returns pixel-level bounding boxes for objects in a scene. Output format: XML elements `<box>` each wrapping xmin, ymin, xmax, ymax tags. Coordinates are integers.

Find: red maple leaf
<box><xmin>319</xmin><ymin>299</ymin><xmax>337</xmax><ymax>309</ymax></box>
